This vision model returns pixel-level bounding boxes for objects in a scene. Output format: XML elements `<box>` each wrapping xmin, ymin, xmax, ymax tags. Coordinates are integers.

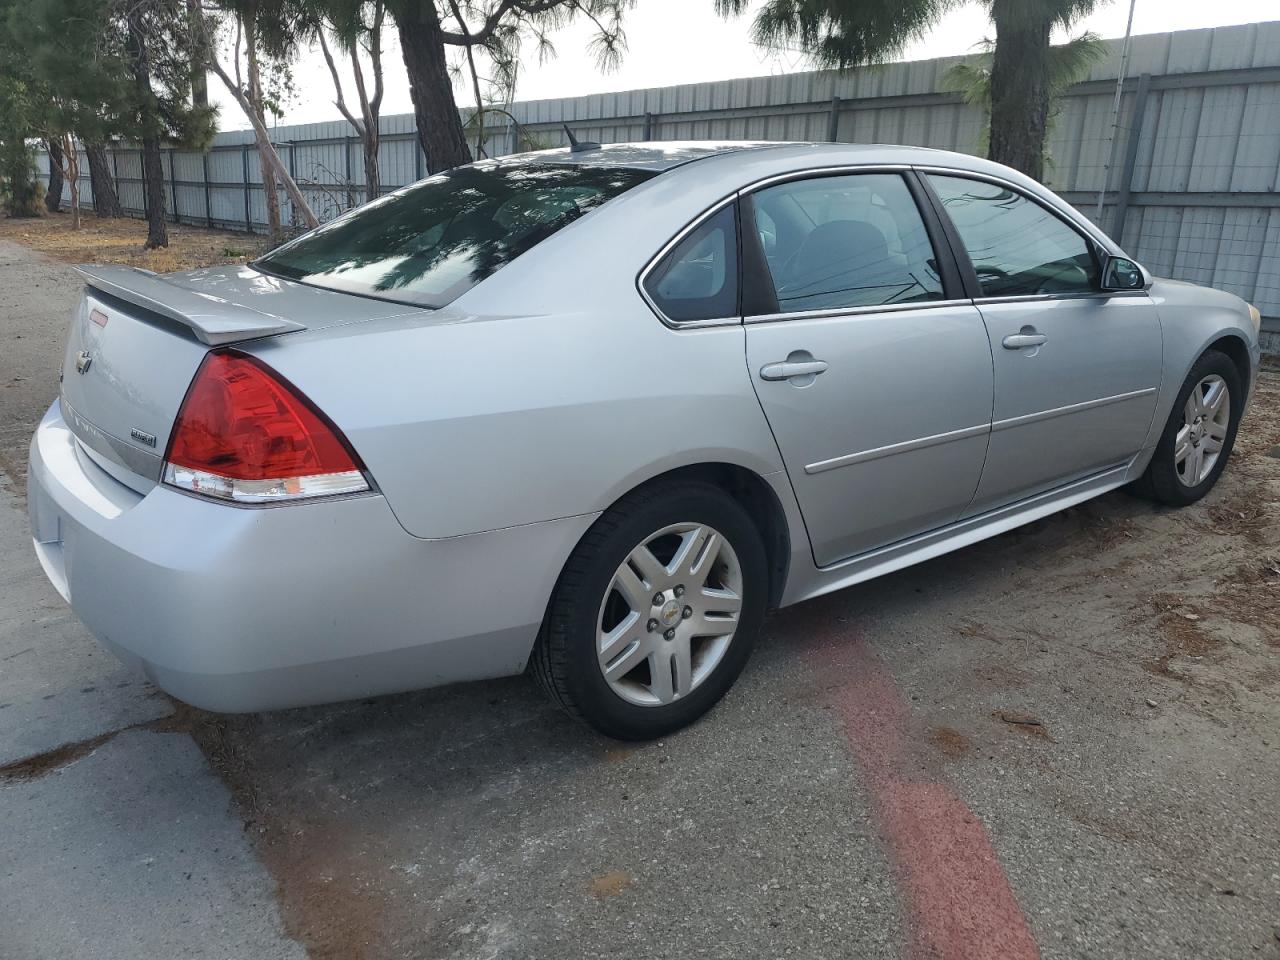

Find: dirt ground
<box><xmin>0</xmin><ymin>211</ymin><xmax>265</xmax><ymax>274</ymax></box>
<box><xmin>1</xmin><ymin>235</ymin><xmax>1278</xmax><ymax>960</ymax></box>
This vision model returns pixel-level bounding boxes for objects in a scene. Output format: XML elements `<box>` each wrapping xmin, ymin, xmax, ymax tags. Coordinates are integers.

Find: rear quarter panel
<box><xmin>243</xmin><ymin>166</ymin><xmax>790</xmax><ymax>540</ymax></box>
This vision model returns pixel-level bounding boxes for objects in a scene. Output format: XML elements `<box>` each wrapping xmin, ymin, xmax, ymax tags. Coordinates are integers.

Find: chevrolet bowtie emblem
<box><xmin>75</xmin><ymin>350</ymin><xmax>93</xmax><ymax>375</ymax></box>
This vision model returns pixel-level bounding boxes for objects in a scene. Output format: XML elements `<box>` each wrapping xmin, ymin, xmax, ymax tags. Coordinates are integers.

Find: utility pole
<box><xmin>1096</xmin><ymin>0</ymin><xmax>1139</xmax><ymax>227</ymax></box>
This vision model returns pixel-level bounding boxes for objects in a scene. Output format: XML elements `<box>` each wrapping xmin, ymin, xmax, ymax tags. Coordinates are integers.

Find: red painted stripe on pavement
<box><xmin>808</xmin><ymin>627</ymin><xmax>1040</xmax><ymax>960</ymax></box>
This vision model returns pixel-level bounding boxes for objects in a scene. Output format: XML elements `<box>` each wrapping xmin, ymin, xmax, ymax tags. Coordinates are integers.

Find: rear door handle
<box><xmin>1002</xmin><ymin>331</ymin><xmax>1048</xmax><ymax>350</ymax></box>
<box><xmin>759</xmin><ymin>354</ymin><xmax>829</xmax><ymax>382</ymax></box>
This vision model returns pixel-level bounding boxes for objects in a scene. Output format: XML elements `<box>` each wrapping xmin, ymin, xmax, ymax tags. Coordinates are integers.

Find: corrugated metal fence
<box><xmin>36</xmin><ymin>20</ymin><xmax>1280</xmax><ymax>326</ymax></box>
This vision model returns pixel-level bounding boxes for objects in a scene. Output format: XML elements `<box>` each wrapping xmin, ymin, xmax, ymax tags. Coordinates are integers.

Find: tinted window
<box><xmin>257</xmin><ymin>164</ymin><xmax>654</xmax><ymax>307</ymax></box>
<box><xmin>749</xmin><ymin>173</ymin><xmax>943</xmax><ymax>313</ymax></box>
<box><xmin>926</xmin><ymin>174</ymin><xmax>1098</xmax><ymax>297</ymax></box>
<box><xmin>644</xmin><ymin>204</ymin><xmax>739</xmax><ymax>322</ymax></box>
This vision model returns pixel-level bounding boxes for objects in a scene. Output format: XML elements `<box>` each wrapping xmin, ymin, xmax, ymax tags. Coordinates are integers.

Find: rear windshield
<box><xmin>256</xmin><ymin>163</ymin><xmax>655</xmax><ymax>308</ymax></box>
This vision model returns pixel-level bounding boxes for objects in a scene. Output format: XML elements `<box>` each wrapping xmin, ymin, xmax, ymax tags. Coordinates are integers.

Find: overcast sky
<box><xmin>215</xmin><ymin>0</ymin><xmax>1277</xmax><ymax>130</ymax></box>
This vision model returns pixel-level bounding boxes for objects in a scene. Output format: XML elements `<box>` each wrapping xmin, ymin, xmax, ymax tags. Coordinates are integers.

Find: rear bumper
<box><xmin>27</xmin><ymin>400</ymin><xmax>596</xmax><ymax>712</ymax></box>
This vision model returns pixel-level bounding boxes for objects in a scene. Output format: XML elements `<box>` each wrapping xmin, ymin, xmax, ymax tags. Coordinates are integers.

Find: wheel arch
<box><xmin>645</xmin><ymin>463</ymin><xmax>792</xmax><ymax>610</ymax></box>
<box><xmin>566</xmin><ymin>462</ymin><xmax>794</xmax><ymax>611</ymax></box>
<box><xmin>1202</xmin><ymin>333</ymin><xmax>1253</xmax><ymax>392</ymax></box>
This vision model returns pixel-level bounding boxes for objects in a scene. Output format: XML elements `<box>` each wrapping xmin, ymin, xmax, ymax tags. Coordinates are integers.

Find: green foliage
<box><xmin>120</xmin><ymin>0</ymin><xmax>219</xmax><ymax>150</ymax></box>
<box><xmin>215</xmin><ymin>0</ymin><xmax>303</xmax><ymax>119</ymax></box>
<box><xmin>0</xmin><ymin>41</ymin><xmax>44</xmax><ymax>216</ymax></box>
<box><xmin>718</xmin><ymin>0</ymin><xmax>1105</xmax><ymax>70</ymax></box>
<box><xmin>0</xmin><ymin>0</ymin><xmax>217</xmax><ymax>150</ymax></box>
<box><xmin>0</xmin><ymin>137</ymin><xmax>45</xmax><ymax>217</ymax></box>
<box><xmin>942</xmin><ymin>32</ymin><xmax>1106</xmax><ymax>162</ymax></box>
<box><xmin>13</xmin><ymin>0</ymin><xmax>131</xmax><ymax>145</ymax></box>
<box><xmin>715</xmin><ymin>0</ymin><xmax>960</xmax><ymax>69</ymax></box>
<box><xmin>719</xmin><ymin>0</ymin><xmax>1111</xmax><ymax>179</ymax></box>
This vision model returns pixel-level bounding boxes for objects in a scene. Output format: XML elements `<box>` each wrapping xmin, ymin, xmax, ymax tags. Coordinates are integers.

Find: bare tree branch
<box><xmin>439</xmin><ymin>0</ymin><xmax>564</xmax><ymax>47</ymax></box>
<box><xmin>317</xmin><ymin>27</ymin><xmax>363</xmax><ymax>136</ymax></box>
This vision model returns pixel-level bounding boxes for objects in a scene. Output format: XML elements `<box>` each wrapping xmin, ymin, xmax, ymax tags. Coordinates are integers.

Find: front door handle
<box><xmin>760</xmin><ymin>351</ymin><xmax>829</xmax><ymax>382</ymax></box>
<box><xmin>1002</xmin><ymin>330</ymin><xmax>1048</xmax><ymax>350</ymax></box>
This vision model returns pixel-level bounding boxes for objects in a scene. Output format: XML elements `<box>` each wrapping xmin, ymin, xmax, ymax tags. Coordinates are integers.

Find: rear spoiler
<box><xmin>74</xmin><ymin>265</ymin><xmax>306</xmax><ymax>346</ymax></box>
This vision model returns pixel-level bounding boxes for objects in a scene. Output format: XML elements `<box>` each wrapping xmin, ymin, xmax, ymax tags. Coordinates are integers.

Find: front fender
<box><xmin>1132</xmin><ymin>278</ymin><xmax>1261</xmax><ymax>474</ymax></box>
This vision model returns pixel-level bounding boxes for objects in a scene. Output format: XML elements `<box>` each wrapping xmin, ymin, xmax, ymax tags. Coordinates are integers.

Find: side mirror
<box><xmin>1101</xmin><ymin>255</ymin><xmax>1147</xmax><ymax>292</ymax></box>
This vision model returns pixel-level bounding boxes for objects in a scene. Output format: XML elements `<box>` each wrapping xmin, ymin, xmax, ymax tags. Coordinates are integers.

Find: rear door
<box><xmin>922</xmin><ymin>173</ymin><xmax>1162</xmax><ymax>514</ymax></box>
<box><xmin>741</xmin><ymin>171</ymin><xmax>994</xmax><ymax>567</ymax></box>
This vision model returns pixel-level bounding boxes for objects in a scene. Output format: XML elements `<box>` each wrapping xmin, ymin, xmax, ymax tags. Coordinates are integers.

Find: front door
<box><xmin>923</xmin><ymin>174</ymin><xmax>1162</xmax><ymax>514</ymax></box>
<box><xmin>742</xmin><ymin>172</ymin><xmax>995</xmax><ymax>567</ymax></box>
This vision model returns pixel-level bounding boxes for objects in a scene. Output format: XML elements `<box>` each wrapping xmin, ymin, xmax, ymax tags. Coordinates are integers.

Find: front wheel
<box><xmin>1133</xmin><ymin>350</ymin><xmax>1242</xmax><ymax>507</ymax></box>
<box><xmin>532</xmin><ymin>480</ymin><xmax>768</xmax><ymax>740</ymax></box>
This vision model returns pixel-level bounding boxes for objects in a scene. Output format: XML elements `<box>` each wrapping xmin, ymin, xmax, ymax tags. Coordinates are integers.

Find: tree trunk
<box><xmin>186</xmin><ymin>0</ymin><xmax>209</xmax><ymax>107</ymax></box>
<box><xmin>62</xmin><ymin>134</ymin><xmax>81</xmax><ymax>230</ymax></box>
<box><xmin>140</xmin><ymin>137</ymin><xmax>168</xmax><ymax>248</ymax></box>
<box><xmin>245</xmin><ymin>22</ymin><xmax>282</xmax><ymax>240</ymax></box>
<box><xmin>395</xmin><ymin>2</ymin><xmax>471</xmax><ymax>173</ymax></box>
<box><xmin>363</xmin><ymin>135</ymin><xmax>380</xmax><ymax>201</ymax></box>
<box><xmin>86</xmin><ymin>143</ymin><xmax>124</xmax><ymax>218</ymax></box>
<box><xmin>128</xmin><ymin>12</ymin><xmax>168</xmax><ymax>248</ymax></box>
<box><xmin>207</xmin><ymin>60</ymin><xmax>319</xmax><ymax>228</ymax></box>
<box><xmin>988</xmin><ymin>1</ymin><xmax>1051</xmax><ymax>182</ymax></box>
<box><xmin>45</xmin><ymin>138</ymin><xmax>64</xmax><ymax>213</ymax></box>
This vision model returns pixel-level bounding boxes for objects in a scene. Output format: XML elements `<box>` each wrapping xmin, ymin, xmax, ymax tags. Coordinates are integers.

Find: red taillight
<box><xmin>162</xmin><ymin>350</ymin><xmax>369</xmax><ymax>503</ymax></box>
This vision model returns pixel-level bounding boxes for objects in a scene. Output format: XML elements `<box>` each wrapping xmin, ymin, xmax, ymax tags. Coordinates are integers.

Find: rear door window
<box><xmin>747</xmin><ymin>173</ymin><xmax>944</xmax><ymax>314</ymax></box>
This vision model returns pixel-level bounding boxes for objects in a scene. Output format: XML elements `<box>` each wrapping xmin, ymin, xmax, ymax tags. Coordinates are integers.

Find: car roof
<box><xmin>501</xmin><ymin>141</ymin><xmax>779</xmax><ymax>171</ymax></box>
<box><xmin>503</xmin><ymin>140</ymin><xmax>960</xmax><ymax>173</ymax></box>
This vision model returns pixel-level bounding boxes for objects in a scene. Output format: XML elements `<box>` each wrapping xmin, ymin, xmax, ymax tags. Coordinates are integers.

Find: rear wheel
<box><xmin>532</xmin><ymin>480</ymin><xmax>768</xmax><ymax>740</ymax></box>
<box><xmin>1133</xmin><ymin>350</ymin><xmax>1241</xmax><ymax>507</ymax></box>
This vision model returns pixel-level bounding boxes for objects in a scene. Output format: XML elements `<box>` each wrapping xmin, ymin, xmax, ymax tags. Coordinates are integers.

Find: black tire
<box><xmin>531</xmin><ymin>480</ymin><xmax>769</xmax><ymax>740</ymax></box>
<box><xmin>1132</xmin><ymin>350</ymin><xmax>1242</xmax><ymax>507</ymax></box>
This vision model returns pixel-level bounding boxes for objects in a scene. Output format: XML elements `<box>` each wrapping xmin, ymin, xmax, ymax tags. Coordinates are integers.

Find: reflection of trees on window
<box><xmin>257</xmin><ymin>164</ymin><xmax>654</xmax><ymax>307</ymax></box>
<box><xmin>927</xmin><ymin>175</ymin><xmax>1097</xmax><ymax>298</ymax></box>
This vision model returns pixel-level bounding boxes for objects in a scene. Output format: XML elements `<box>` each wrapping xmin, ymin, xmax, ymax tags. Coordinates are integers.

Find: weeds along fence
<box><xmin>34</xmin><ymin>20</ymin><xmax>1280</xmax><ymax>332</ymax></box>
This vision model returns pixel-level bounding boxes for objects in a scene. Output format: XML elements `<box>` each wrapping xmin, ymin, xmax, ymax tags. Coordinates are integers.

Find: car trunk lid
<box><xmin>59</xmin><ymin>265</ymin><xmax>419</xmax><ymax>495</ymax></box>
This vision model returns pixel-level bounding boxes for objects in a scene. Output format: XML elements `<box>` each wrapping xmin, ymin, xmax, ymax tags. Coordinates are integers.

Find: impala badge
<box><xmin>130</xmin><ymin>428</ymin><xmax>157</xmax><ymax>448</ymax></box>
<box><xmin>75</xmin><ymin>350</ymin><xmax>93</xmax><ymax>375</ymax></box>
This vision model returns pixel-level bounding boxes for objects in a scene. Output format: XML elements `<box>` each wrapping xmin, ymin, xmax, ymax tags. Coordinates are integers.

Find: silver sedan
<box><xmin>28</xmin><ymin>142</ymin><xmax>1262</xmax><ymax>739</ymax></box>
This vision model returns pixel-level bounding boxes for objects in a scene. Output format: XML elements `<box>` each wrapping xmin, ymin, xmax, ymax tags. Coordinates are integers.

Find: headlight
<box><xmin>1247</xmin><ymin>303</ymin><xmax>1261</xmax><ymax>336</ymax></box>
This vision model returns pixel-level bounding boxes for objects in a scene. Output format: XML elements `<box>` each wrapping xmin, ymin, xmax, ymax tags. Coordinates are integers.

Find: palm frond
<box><xmin>731</xmin><ymin>0</ymin><xmax>958</xmax><ymax>69</ymax></box>
<box><xmin>1046</xmin><ymin>30</ymin><xmax>1105</xmax><ymax>94</ymax></box>
<box><xmin>984</xmin><ymin>0</ymin><xmax>1105</xmax><ymax>33</ymax></box>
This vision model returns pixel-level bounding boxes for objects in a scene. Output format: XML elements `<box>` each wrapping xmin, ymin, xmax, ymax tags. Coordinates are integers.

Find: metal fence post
<box><xmin>643</xmin><ymin>112</ymin><xmax>655</xmax><ymax>141</ymax></box>
<box><xmin>827</xmin><ymin>96</ymin><xmax>842</xmax><ymax>142</ymax></box>
<box><xmin>1111</xmin><ymin>72</ymin><xmax>1152</xmax><ymax>244</ymax></box>
<box><xmin>167</xmin><ymin>148</ymin><xmax>179</xmax><ymax>223</ymax></box>
<box><xmin>287</xmin><ymin>141</ymin><xmax>298</xmax><ymax>227</ymax></box>
<box><xmin>241</xmin><ymin>144</ymin><xmax>252</xmax><ymax>233</ymax></box>
<box><xmin>140</xmin><ymin>150</ymin><xmax>149</xmax><ymax>220</ymax></box>
<box><xmin>345</xmin><ymin>136</ymin><xmax>355</xmax><ymax>207</ymax></box>
<box><xmin>202</xmin><ymin>152</ymin><xmax>213</xmax><ymax>228</ymax></box>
